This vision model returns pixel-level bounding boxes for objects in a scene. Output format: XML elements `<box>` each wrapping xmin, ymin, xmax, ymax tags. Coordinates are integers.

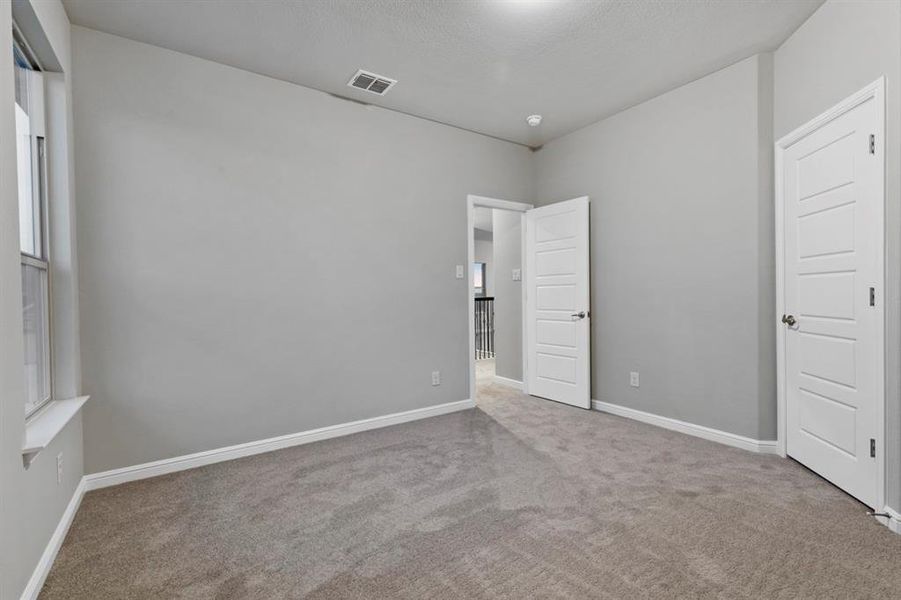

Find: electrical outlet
<box><xmin>56</xmin><ymin>452</ymin><xmax>63</xmax><ymax>484</ymax></box>
<box><xmin>455</xmin><ymin>265</ymin><xmax>464</xmax><ymax>279</ymax></box>
<box><xmin>630</xmin><ymin>371</ymin><xmax>640</xmax><ymax>388</ymax></box>
<box><xmin>431</xmin><ymin>370</ymin><xmax>441</xmax><ymax>386</ymax></box>
<box><xmin>512</xmin><ymin>268</ymin><xmax>522</xmax><ymax>281</ymax></box>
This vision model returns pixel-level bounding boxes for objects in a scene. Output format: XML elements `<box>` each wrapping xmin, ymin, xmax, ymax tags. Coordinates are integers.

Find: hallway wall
<box><xmin>493</xmin><ymin>209</ymin><xmax>523</xmax><ymax>383</ymax></box>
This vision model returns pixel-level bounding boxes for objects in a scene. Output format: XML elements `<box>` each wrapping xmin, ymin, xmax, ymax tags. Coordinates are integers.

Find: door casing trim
<box><xmin>774</xmin><ymin>77</ymin><xmax>886</xmax><ymax>511</ymax></box>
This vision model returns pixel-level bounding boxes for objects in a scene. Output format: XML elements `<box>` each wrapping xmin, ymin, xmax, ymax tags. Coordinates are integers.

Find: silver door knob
<box><xmin>571</xmin><ymin>311</ymin><xmax>587</xmax><ymax>319</ymax></box>
<box><xmin>781</xmin><ymin>314</ymin><xmax>796</xmax><ymax>327</ymax></box>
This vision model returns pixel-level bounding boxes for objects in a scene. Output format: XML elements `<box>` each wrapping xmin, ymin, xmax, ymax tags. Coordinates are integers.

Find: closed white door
<box><xmin>525</xmin><ymin>197</ymin><xmax>590</xmax><ymax>409</ymax></box>
<box><xmin>779</xmin><ymin>84</ymin><xmax>883</xmax><ymax>509</ymax></box>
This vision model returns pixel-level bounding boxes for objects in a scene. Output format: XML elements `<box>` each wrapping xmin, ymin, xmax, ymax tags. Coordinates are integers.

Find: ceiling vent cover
<box><xmin>348</xmin><ymin>69</ymin><xmax>397</xmax><ymax>96</ymax></box>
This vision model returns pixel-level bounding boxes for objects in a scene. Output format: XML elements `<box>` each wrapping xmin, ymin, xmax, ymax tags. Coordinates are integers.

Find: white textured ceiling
<box><xmin>62</xmin><ymin>0</ymin><xmax>822</xmax><ymax>147</ymax></box>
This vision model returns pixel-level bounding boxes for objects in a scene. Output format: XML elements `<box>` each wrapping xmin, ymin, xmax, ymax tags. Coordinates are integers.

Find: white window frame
<box><xmin>14</xmin><ymin>29</ymin><xmax>53</xmax><ymax>419</ymax></box>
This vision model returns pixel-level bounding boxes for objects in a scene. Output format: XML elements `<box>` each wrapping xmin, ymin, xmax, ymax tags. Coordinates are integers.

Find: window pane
<box><xmin>473</xmin><ymin>262</ymin><xmax>486</xmax><ymax>297</ymax></box>
<box><xmin>22</xmin><ymin>263</ymin><xmax>50</xmax><ymax>415</ymax></box>
<box><xmin>14</xmin><ymin>45</ymin><xmax>40</xmax><ymax>257</ymax></box>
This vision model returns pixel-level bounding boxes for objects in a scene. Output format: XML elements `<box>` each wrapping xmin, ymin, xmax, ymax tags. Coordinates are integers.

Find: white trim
<box><xmin>20</xmin><ymin>400</ymin><xmax>894</xmax><ymax>600</ymax></box>
<box><xmin>774</xmin><ymin>78</ymin><xmax>886</xmax><ymax>511</ymax></box>
<box><xmin>468</xmin><ymin>195</ymin><xmax>532</xmax><ymax>212</ymax></box>
<box><xmin>23</xmin><ymin>396</ymin><xmax>89</xmax><ymax>467</ymax></box>
<box><xmin>466</xmin><ymin>195</ymin><xmax>533</xmax><ymax>402</ymax></box>
<box><xmin>20</xmin><ymin>477</ymin><xmax>87</xmax><ymax>600</ymax></box>
<box><xmin>592</xmin><ymin>400</ymin><xmax>779</xmax><ymax>455</ymax></box>
<box><xmin>493</xmin><ymin>375</ymin><xmax>523</xmax><ymax>390</ymax></box>
<box><xmin>875</xmin><ymin>506</ymin><xmax>901</xmax><ymax>535</ymax></box>
<box><xmin>776</xmin><ymin>79</ymin><xmax>885</xmax><ymax>149</ymax></box>
<box><xmin>21</xmin><ymin>399</ymin><xmax>475</xmax><ymax>597</ymax></box>
<box><xmin>85</xmin><ymin>399</ymin><xmax>475</xmax><ymax>491</ymax></box>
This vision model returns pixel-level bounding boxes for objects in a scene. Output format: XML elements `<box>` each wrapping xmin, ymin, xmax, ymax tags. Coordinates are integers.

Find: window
<box><xmin>15</xmin><ymin>38</ymin><xmax>51</xmax><ymax>417</ymax></box>
<box><xmin>473</xmin><ymin>262</ymin><xmax>486</xmax><ymax>297</ymax></box>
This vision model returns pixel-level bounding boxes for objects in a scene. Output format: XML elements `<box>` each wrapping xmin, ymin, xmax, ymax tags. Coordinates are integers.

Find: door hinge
<box><xmin>870</xmin><ymin>438</ymin><xmax>876</xmax><ymax>458</ymax></box>
<box><xmin>870</xmin><ymin>287</ymin><xmax>876</xmax><ymax>307</ymax></box>
<box><xmin>869</xmin><ymin>134</ymin><xmax>876</xmax><ymax>155</ymax></box>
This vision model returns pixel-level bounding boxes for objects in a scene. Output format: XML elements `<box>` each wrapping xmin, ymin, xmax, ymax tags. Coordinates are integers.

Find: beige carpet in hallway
<box><xmin>41</xmin><ymin>379</ymin><xmax>901</xmax><ymax>598</ymax></box>
<box><xmin>475</xmin><ymin>357</ymin><xmax>495</xmax><ymax>384</ymax></box>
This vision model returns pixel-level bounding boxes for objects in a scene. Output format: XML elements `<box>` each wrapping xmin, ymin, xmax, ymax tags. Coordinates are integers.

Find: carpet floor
<box><xmin>41</xmin><ymin>381</ymin><xmax>901</xmax><ymax>598</ymax></box>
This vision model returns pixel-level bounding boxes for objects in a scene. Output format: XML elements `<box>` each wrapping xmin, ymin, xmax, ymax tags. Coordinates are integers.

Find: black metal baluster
<box><xmin>486</xmin><ymin>298</ymin><xmax>490</xmax><ymax>359</ymax></box>
<box><xmin>475</xmin><ymin>299</ymin><xmax>480</xmax><ymax>359</ymax></box>
<box><xmin>480</xmin><ymin>300</ymin><xmax>485</xmax><ymax>359</ymax></box>
<box><xmin>475</xmin><ymin>298</ymin><xmax>481</xmax><ymax>360</ymax></box>
<box><xmin>489</xmin><ymin>298</ymin><xmax>493</xmax><ymax>358</ymax></box>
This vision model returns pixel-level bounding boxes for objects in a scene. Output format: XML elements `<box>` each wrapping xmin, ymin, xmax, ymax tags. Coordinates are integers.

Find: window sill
<box><xmin>22</xmin><ymin>396</ymin><xmax>89</xmax><ymax>468</ymax></box>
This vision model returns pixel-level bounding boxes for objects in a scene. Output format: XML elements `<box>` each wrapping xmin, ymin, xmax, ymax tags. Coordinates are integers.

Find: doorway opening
<box><xmin>467</xmin><ymin>194</ymin><xmax>592</xmax><ymax>409</ymax></box>
<box><xmin>467</xmin><ymin>196</ymin><xmax>531</xmax><ymax>404</ymax></box>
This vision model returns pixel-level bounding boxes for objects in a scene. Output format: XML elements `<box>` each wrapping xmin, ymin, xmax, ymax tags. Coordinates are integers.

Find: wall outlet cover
<box><xmin>630</xmin><ymin>371</ymin><xmax>640</xmax><ymax>388</ymax></box>
<box><xmin>512</xmin><ymin>268</ymin><xmax>522</xmax><ymax>281</ymax></box>
<box><xmin>431</xmin><ymin>371</ymin><xmax>441</xmax><ymax>386</ymax></box>
<box><xmin>455</xmin><ymin>265</ymin><xmax>464</xmax><ymax>279</ymax></box>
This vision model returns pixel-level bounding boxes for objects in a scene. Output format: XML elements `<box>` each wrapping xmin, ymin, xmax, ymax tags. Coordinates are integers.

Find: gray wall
<box><xmin>0</xmin><ymin>1</ymin><xmax>83</xmax><ymax>598</ymax></box>
<box><xmin>774</xmin><ymin>0</ymin><xmax>901</xmax><ymax>510</ymax></box>
<box><xmin>533</xmin><ymin>55</ymin><xmax>775</xmax><ymax>440</ymax></box>
<box><xmin>492</xmin><ymin>209</ymin><xmax>523</xmax><ymax>382</ymax></box>
<box><xmin>71</xmin><ymin>27</ymin><xmax>532</xmax><ymax>474</ymax></box>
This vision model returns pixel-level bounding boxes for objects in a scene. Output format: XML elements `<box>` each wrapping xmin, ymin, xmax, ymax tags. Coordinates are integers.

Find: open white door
<box><xmin>777</xmin><ymin>80</ymin><xmax>884</xmax><ymax>509</ymax></box>
<box><xmin>524</xmin><ymin>197</ymin><xmax>590</xmax><ymax>409</ymax></box>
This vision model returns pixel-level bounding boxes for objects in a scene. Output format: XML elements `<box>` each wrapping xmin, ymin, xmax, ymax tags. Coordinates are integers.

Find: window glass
<box><xmin>22</xmin><ymin>263</ymin><xmax>50</xmax><ymax>414</ymax></box>
<box><xmin>14</xmin><ymin>44</ymin><xmax>41</xmax><ymax>258</ymax></box>
<box><xmin>473</xmin><ymin>262</ymin><xmax>485</xmax><ymax>296</ymax></box>
<box><xmin>14</xmin><ymin>37</ymin><xmax>51</xmax><ymax>417</ymax></box>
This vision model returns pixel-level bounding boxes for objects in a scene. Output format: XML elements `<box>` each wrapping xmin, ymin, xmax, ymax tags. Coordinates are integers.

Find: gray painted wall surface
<box><xmin>774</xmin><ymin>0</ymin><xmax>901</xmax><ymax>509</ymax></box>
<box><xmin>533</xmin><ymin>55</ymin><xmax>775</xmax><ymax>440</ymax></box>
<box><xmin>755</xmin><ymin>53</ymin><xmax>776</xmax><ymax>442</ymax></box>
<box><xmin>0</xmin><ymin>2</ymin><xmax>83</xmax><ymax>598</ymax></box>
<box><xmin>492</xmin><ymin>209</ymin><xmax>523</xmax><ymax>382</ymax></box>
<box><xmin>71</xmin><ymin>27</ymin><xmax>532</xmax><ymax>474</ymax></box>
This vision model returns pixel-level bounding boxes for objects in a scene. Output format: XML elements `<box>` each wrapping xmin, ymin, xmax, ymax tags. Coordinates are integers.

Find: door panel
<box><xmin>798</xmin><ymin>389</ymin><xmax>856</xmax><ymax>456</ymax></box>
<box><xmin>525</xmin><ymin>197</ymin><xmax>590</xmax><ymax>409</ymax></box>
<box><xmin>781</xmin><ymin>92</ymin><xmax>882</xmax><ymax>508</ymax></box>
<box><xmin>798</xmin><ymin>272</ymin><xmax>855</xmax><ymax>319</ymax></box>
<box><xmin>796</xmin><ymin>133</ymin><xmax>854</xmax><ymax>198</ymax></box>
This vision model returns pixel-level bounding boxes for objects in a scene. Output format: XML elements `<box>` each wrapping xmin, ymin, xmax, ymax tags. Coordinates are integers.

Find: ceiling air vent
<box><xmin>347</xmin><ymin>69</ymin><xmax>397</xmax><ymax>96</ymax></box>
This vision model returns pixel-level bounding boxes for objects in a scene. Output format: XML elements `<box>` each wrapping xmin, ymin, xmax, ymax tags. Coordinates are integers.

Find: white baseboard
<box><xmin>493</xmin><ymin>375</ymin><xmax>523</xmax><ymax>390</ymax></box>
<box><xmin>20</xmin><ymin>394</ymin><xmax>893</xmax><ymax>597</ymax></box>
<box><xmin>22</xmin><ymin>399</ymin><xmax>475</xmax><ymax>599</ymax></box>
<box><xmin>592</xmin><ymin>400</ymin><xmax>779</xmax><ymax>455</ymax></box>
<box><xmin>875</xmin><ymin>505</ymin><xmax>901</xmax><ymax>535</ymax></box>
<box><xmin>85</xmin><ymin>398</ymin><xmax>475</xmax><ymax>491</ymax></box>
<box><xmin>21</xmin><ymin>477</ymin><xmax>87</xmax><ymax>600</ymax></box>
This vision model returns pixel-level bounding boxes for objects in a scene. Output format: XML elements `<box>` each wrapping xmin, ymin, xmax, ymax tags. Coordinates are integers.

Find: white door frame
<box><xmin>774</xmin><ymin>77</ymin><xmax>885</xmax><ymax>511</ymax></box>
<box><xmin>467</xmin><ymin>194</ymin><xmax>533</xmax><ymax>402</ymax></box>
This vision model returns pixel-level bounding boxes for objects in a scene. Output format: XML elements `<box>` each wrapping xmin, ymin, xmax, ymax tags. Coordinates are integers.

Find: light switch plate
<box><xmin>455</xmin><ymin>265</ymin><xmax>464</xmax><ymax>279</ymax></box>
<box><xmin>512</xmin><ymin>268</ymin><xmax>522</xmax><ymax>281</ymax></box>
<box><xmin>630</xmin><ymin>372</ymin><xmax>640</xmax><ymax>388</ymax></box>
